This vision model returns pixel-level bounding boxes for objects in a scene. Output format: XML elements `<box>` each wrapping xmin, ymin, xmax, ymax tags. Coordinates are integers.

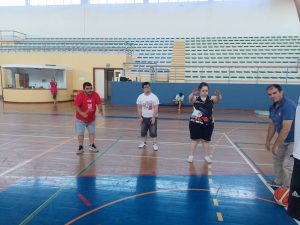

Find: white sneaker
<box><xmin>153</xmin><ymin>144</ymin><xmax>159</xmax><ymax>151</ymax></box>
<box><xmin>187</xmin><ymin>155</ymin><xmax>194</xmax><ymax>163</ymax></box>
<box><xmin>138</xmin><ymin>142</ymin><xmax>147</xmax><ymax>149</ymax></box>
<box><xmin>89</xmin><ymin>144</ymin><xmax>99</xmax><ymax>153</ymax></box>
<box><xmin>204</xmin><ymin>156</ymin><xmax>212</xmax><ymax>164</ymax></box>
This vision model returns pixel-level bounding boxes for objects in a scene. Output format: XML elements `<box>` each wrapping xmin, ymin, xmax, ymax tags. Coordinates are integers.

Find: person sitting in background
<box><xmin>173</xmin><ymin>92</ymin><xmax>184</xmax><ymax>110</ymax></box>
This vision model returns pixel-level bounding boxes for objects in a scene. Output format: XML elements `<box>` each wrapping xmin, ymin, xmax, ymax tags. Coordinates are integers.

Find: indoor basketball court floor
<box><xmin>0</xmin><ymin>102</ymin><xmax>298</xmax><ymax>225</ymax></box>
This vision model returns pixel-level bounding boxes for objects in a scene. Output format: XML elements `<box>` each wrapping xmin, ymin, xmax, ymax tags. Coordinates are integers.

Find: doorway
<box><xmin>94</xmin><ymin>68</ymin><xmax>123</xmax><ymax>100</ymax></box>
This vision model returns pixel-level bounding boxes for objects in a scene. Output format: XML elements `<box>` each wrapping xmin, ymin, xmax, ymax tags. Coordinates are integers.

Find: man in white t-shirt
<box><xmin>136</xmin><ymin>82</ymin><xmax>160</xmax><ymax>151</ymax></box>
<box><xmin>287</xmin><ymin>96</ymin><xmax>300</xmax><ymax>221</ymax></box>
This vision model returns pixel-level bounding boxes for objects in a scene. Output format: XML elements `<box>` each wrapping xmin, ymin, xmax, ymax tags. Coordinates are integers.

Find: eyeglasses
<box><xmin>143</xmin><ymin>86</ymin><xmax>150</xmax><ymax>89</ymax></box>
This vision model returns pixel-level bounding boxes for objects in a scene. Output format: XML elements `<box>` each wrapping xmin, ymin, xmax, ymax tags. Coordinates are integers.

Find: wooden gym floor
<box><xmin>0</xmin><ymin>101</ymin><xmax>298</xmax><ymax>225</ymax></box>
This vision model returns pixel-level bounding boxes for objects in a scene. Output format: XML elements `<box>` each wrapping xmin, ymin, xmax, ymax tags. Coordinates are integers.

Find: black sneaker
<box><xmin>268</xmin><ymin>180</ymin><xmax>282</xmax><ymax>188</ymax></box>
<box><xmin>76</xmin><ymin>145</ymin><xmax>84</xmax><ymax>155</ymax></box>
<box><xmin>89</xmin><ymin>144</ymin><xmax>99</xmax><ymax>153</ymax></box>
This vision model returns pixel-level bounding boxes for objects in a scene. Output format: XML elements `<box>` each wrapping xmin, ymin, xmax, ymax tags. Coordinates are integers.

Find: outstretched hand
<box><xmin>192</xmin><ymin>88</ymin><xmax>199</xmax><ymax>95</ymax></box>
<box><xmin>215</xmin><ymin>90</ymin><xmax>221</xmax><ymax>96</ymax></box>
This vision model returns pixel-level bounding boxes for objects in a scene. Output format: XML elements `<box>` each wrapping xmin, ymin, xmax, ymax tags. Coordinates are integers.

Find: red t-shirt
<box><xmin>74</xmin><ymin>91</ymin><xmax>102</xmax><ymax>123</ymax></box>
<box><xmin>50</xmin><ymin>81</ymin><xmax>57</xmax><ymax>94</ymax></box>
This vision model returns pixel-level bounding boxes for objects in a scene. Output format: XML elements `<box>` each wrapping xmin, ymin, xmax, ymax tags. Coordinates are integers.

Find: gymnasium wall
<box><xmin>295</xmin><ymin>0</ymin><xmax>300</xmax><ymax>21</ymax></box>
<box><xmin>111</xmin><ymin>82</ymin><xmax>300</xmax><ymax>110</ymax></box>
<box><xmin>0</xmin><ymin>52</ymin><xmax>129</xmax><ymax>90</ymax></box>
<box><xmin>0</xmin><ymin>70</ymin><xmax>2</xmax><ymax>97</ymax></box>
<box><xmin>0</xmin><ymin>0</ymin><xmax>299</xmax><ymax>37</ymax></box>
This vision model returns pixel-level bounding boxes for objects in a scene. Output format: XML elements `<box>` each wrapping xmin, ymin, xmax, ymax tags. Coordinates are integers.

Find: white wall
<box><xmin>95</xmin><ymin>69</ymin><xmax>105</xmax><ymax>98</ymax></box>
<box><xmin>0</xmin><ymin>0</ymin><xmax>299</xmax><ymax>37</ymax></box>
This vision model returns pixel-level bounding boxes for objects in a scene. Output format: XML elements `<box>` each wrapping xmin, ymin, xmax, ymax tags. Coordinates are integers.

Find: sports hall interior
<box><xmin>0</xmin><ymin>0</ymin><xmax>299</xmax><ymax>224</ymax></box>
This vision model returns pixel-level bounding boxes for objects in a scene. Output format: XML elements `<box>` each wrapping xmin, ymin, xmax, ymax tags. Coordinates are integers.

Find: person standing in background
<box><xmin>50</xmin><ymin>78</ymin><xmax>58</xmax><ymax>104</ymax></box>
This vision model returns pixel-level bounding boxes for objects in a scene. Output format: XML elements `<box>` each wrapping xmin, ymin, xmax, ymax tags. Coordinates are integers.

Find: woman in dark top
<box><xmin>188</xmin><ymin>82</ymin><xmax>221</xmax><ymax>164</ymax></box>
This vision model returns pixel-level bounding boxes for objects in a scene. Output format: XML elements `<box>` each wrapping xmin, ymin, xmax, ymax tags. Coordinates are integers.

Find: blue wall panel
<box><xmin>111</xmin><ymin>82</ymin><xmax>300</xmax><ymax>110</ymax></box>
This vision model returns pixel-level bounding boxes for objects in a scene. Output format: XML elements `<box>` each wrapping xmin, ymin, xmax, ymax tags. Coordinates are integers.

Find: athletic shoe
<box><xmin>187</xmin><ymin>155</ymin><xmax>194</xmax><ymax>163</ymax></box>
<box><xmin>76</xmin><ymin>145</ymin><xmax>84</xmax><ymax>155</ymax></box>
<box><xmin>89</xmin><ymin>144</ymin><xmax>99</xmax><ymax>153</ymax></box>
<box><xmin>204</xmin><ymin>156</ymin><xmax>212</xmax><ymax>164</ymax></box>
<box><xmin>153</xmin><ymin>144</ymin><xmax>159</xmax><ymax>151</ymax></box>
<box><xmin>267</xmin><ymin>180</ymin><xmax>282</xmax><ymax>188</ymax></box>
<box><xmin>138</xmin><ymin>142</ymin><xmax>147</xmax><ymax>149</ymax></box>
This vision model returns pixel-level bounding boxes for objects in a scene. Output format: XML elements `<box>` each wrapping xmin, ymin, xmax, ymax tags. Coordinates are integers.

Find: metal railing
<box><xmin>0</xmin><ymin>37</ymin><xmax>134</xmax><ymax>55</ymax></box>
<box><xmin>123</xmin><ymin>63</ymin><xmax>300</xmax><ymax>84</ymax></box>
<box><xmin>0</xmin><ymin>30</ymin><xmax>27</xmax><ymax>45</ymax></box>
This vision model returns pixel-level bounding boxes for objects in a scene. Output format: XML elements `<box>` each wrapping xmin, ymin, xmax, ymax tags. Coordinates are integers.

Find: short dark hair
<box><xmin>83</xmin><ymin>82</ymin><xmax>92</xmax><ymax>89</ymax></box>
<box><xmin>179</xmin><ymin>92</ymin><xmax>183</xmax><ymax>97</ymax></box>
<box><xmin>142</xmin><ymin>82</ymin><xmax>150</xmax><ymax>88</ymax></box>
<box><xmin>266</xmin><ymin>84</ymin><xmax>282</xmax><ymax>92</ymax></box>
<box><xmin>198</xmin><ymin>82</ymin><xmax>209</xmax><ymax>90</ymax></box>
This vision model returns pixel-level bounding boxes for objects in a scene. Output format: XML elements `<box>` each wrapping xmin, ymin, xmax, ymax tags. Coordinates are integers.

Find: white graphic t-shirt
<box><xmin>175</xmin><ymin>94</ymin><xmax>184</xmax><ymax>101</ymax></box>
<box><xmin>293</xmin><ymin>97</ymin><xmax>300</xmax><ymax>160</ymax></box>
<box><xmin>136</xmin><ymin>93</ymin><xmax>160</xmax><ymax>118</ymax></box>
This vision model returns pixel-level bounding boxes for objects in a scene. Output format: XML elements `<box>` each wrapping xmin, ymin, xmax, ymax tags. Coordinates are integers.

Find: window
<box><xmin>0</xmin><ymin>0</ymin><xmax>25</xmax><ymax>6</ymax></box>
<box><xmin>149</xmin><ymin>0</ymin><xmax>207</xmax><ymax>3</ymax></box>
<box><xmin>3</xmin><ymin>67</ymin><xmax>67</xmax><ymax>89</ymax></box>
<box><xmin>30</xmin><ymin>0</ymin><xmax>80</xmax><ymax>6</ymax></box>
<box><xmin>90</xmin><ymin>0</ymin><xmax>143</xmax><ymax>4</ymax></box>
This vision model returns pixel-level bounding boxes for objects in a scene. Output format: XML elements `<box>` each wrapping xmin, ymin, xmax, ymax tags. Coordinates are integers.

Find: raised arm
<box><xmin>189</xmin><ymin>89</ymin><xmax>198</xmax><ymax>104</ymax></box>
<box><xmin>211</xmin><ymin>90</ymin><xmax>222</xmax><ymax>104</ymax></box>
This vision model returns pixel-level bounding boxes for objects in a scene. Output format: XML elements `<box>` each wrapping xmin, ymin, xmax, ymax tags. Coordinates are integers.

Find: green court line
<box><xmin>19</xmin><ymin>189</ymin><xmax>64</xmax><ymax>225</ymax></box>
<box><xmin>77</xmin><ymin>136</ymin><xmax>122</xmax><ymax>176</ymax></box>
<box><xmin>19</xmin><ymin>136</ymin><xmax>122</xmax><ymax>225</ymax></box>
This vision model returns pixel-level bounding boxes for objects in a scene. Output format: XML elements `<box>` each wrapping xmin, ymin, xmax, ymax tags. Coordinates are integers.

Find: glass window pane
<box><xmin>89</xmin><ymin>0</ymin><xmax>143</xmax><ymax>4</ymax></box>
<box><xmin>149</xmin><ymin>0</ymin><xmax>208</xmax><ymax>2</ymax></box>
<box><xmin>0</xmin><ymin>0</ymin><xmax>25</xmax><ymax>6</ymax></box>
<box><xmin>30</xmin><ymin>0</ymin><xmax>80</xmax><ymax>6</ymax></box>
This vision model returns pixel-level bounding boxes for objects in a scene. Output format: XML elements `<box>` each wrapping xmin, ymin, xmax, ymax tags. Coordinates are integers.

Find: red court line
<box><xmin>78</xmin><ymin>194</ymin><xmax>91</xmax><ymax>207</ymax></box>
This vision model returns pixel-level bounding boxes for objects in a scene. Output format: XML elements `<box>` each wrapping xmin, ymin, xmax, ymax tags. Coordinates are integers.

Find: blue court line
<box><xmin>1</xmin><ymin>111</ymin><xmax>269</xmax><ymax>124</ymax></box>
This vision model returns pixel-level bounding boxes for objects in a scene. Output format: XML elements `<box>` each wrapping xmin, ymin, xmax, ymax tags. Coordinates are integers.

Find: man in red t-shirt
<box><xmin>74</xmin><ymin>82</ymin><xmax>102</xmax><ymax>155</ymax></box>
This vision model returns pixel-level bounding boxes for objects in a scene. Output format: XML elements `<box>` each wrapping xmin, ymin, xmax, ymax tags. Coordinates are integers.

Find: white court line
<box><xmin>0</xmin><ymin>133</ymin><xmax>70</xmax><ymax>139</ymax></box>
<box><xmin>224</xmin><ymin>133</ymin><xmax>300</xmax><ymax>225</ymax></box>
<box><xmin>104</xmin><ymin>153</ymin><xmax>265</xmax><ymax>166</ymax></box>
<box><xmin>0</xmin><ymin>137</ymin><xmax>74</xmax><ymax>177</ymax></box>
<box><xmin>239</xmin><ymin>147</ymin><xmax>265</xmax><ymax>151</ymax></box>
<box><xmin>0</xmin><ymin>122</ymin><xmax>224</xmax><ymax>134</ymax></box>
<box><xmin>0</xmin><ymin>136</ymin><xmax>27</xmax><ymax>148</ymax></box>
<box><xmin>0</xmin><ymin>133</ymin><xmax>230</xmax><ymax>147</ymax></box>
<box><xmin>223</xmin><ymin>133</ymin><xmax>273</xmax><ymax>193</ymax></box>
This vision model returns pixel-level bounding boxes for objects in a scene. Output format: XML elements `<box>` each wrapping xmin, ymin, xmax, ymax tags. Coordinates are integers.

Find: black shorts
<box><xmin>287</xmin><ymin>157</ymin><xmax>300</xmax><ymax>221</ymax></box>
<box><xmin>189</xmin><ymin>121</ymin><xmax>214</xmax><ymax>141</ymax></box>
<box><xmin>141</xmin><ymin>117</ymin><xmax>157</xmax><ymax>138</ymax></box>
<box><xmin>52</xmin><ymin>94</ymin><xmax>57</xmax><ymax>100</ymax></box>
